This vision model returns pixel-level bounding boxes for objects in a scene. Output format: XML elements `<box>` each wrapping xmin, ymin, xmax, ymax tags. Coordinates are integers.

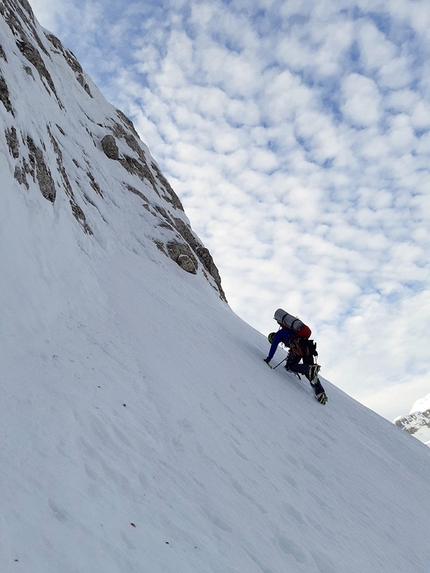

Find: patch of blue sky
<box><xmin>286</xmin><ymin>13</ymin><xmax>311</xmax><ymax>28</ymax></box>
<box><xmin>409</xmin><ymin>78</ymin><xmax>423</xmax><ymax>93</ymax></box>
<box><xmin>366</xmin><ymin>11</ymin><xmax>392</xmax><ymax>36</ymax></box>
<box><xmin>321</xmin><ymin>158</ymin><xmax>334</xmax><ymax>169</ymax></box>
<box><xmin>318</xmin><ymin>83</ymin><xmax>343</xmax><ymax>115</ymax></box>
<box><xmin>293</xmin><ymin>133</ymin><xmax>312</xmax><ymax>153</ymax></box>
<box><xmin>266</xmin><ymin>139</ymin><xmax>279</xmax><ymax>153</ymax></box>
<box><xmin>348</xmin><ymin>40</ymin><xmax>361</xmax><ymax>64</ymax></box>
<box><xmin>339</xmin><ymin>6</ymin><xmax>359</xmax><ymax>20</ymax></box>
<box><xmin>251</xmin><ymin>12</ymin><xmax>278</xmax><ymax>37</ymax></box>
<box><xmin>207</xmin><ymin>30</ymin><xmax>244</xmax><ymax>54</ymax></box>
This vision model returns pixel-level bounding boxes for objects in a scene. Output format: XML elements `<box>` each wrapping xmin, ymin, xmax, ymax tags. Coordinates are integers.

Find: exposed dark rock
<box><xmin>173</xmin><ymin>217</ymin><xmax>226</xmax><ymax>301</ymax></box>
<box><xmin>126</xmin><ymin>184</ymin><xmax>149</xmax><ymax>205</ymax></box>
<box><xmin>76</xmin><ymin>73</ymin><xmax>92</xmax><ymax>96</ymax></box>
<box><xmin>47</xmin><ymin>126</ymin><xmax>72</xmax><ymax>196</ymax></box>
<box><xmin>0</xmin><ymin>44</ymin><xmax>7</xmax><ymax>61</ymax></box>
<box><xmin>26</xmin><ymin>135</ymin><xmax>56</xmax><ymax>202</ymax></box>
<box><xmin>166</xmin><ymin>241</ymin><xmax>198</xmax><ymax>274</ymax></box>
<box><xmin>177</xmin><ymin>253</ymin><xmax>198</xmax><ymax>273</ymax></box>
<box><xmin>16</xmin><ymin>40</ymin><xmax>62</xmax><ymax>106</ymax></box>
<box><xmin>119</xmin><ymin>154</ymin><xmax>148</xmax><ymax>179</ymax></box>
<box><xmin>195</xmin><ymin>245</ymin><xmax>225</xmax><ymax>298</ymax></box>
<box><xmin>159</xmin><ymin>221</ymin><xmax>174</xmax><ymax>231</ymax></box>
<box><xmin>3</xmin><ymin>0</ymin><xmax>47</xmax><ymax>56</ymax></box>
<box><xmin>5</xmin><ymin>126</ymin><xmax>19</xmax><ymax>157</ymax></box>
<box><xmin>116</xmin><ymin>109</ymin><xmax>139</xmax><ymax>138</ymax></box>
<box><xmin>14</xmin><ymin>163</ymin><xmax>29</xmax><ymax>189</ymax></box>
<box><xmin>70</xmin><ymin>200</ymin><xmax>93</xmax><ymax>235</ymax></box>
<box><xmin>112</xmin><ymin>129</ymin><xmax>162</xmax><ymax>197</ymax></box>
<box><xmin>87</xmin><ymin>171</ymin><xmax>103</xmax><ymax>196</ymax></box>
<box><xmin>101</xmin><ymin>134</ymin><xmax>119</xmax><ymax>160</ymax></box>
<box><xmin>45</xmin><ymin>33</ymin><xmax>92</xmax><ymax>97</ymax></box>
<box><xmin>110</xmin><ymin>120</ymin><xmax>127</xmax><ymax>139</ymax></box>
<box><xmin>153</xmin><ymin>204</ymin><xmax>173</xmax><ymax>224</ymax></box>
<box><xmin>108</xmin><ymin>120</ymin><xmax>182</xmax><ymax>209</ymax></box>
<box><xmin>395</xmin><ymin>409</ymin><xmax>430</xmax><ymax>437</ymax></box>
<box><xmin>48</xmin><ymin>125</ymin><xmax>93</xmax><ymax>233</ymax></box>
<box><xmin>44</xmin><ymin>33</ymin><xmax>63</xmax><ymax>53</ymax></box>
<box><xmin>153</xmin><ymin>239</ymin><xmax>166</xmax><ymax>253</ymax></box>
<box><xmin>45</xmin><ymin>33</ymin><xmax>82</xmax><ymax>75</ymax></box>
<box><xmin>124</xmin><ymin>132</ymin><xmax>142</xmax><ymax>154</ymax></box>
<box><xmin>0</xmin><ymin>74</ymin><xmax>13</xmax><ymax>115</ymax></box>
<box><xmin>151</xmin><ymin>162</ymin><xmax>184</xmax><ymax>211</ymax></box>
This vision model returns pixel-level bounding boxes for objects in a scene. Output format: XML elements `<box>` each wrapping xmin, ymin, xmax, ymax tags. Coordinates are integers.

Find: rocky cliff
<box><xmin>0</xmin><ymin>0</ymin><xmax>226</xmax><ymax>301</ymax></box>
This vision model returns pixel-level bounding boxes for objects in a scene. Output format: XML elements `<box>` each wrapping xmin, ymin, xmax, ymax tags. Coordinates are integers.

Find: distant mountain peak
<box><xmin>394</xmin><ymin>393</ymin><xmax>430</xmax><ymax>447</ymax></box>
<box><xmin>0</xmin><ymin>0</ymin><xmax>226</xmax><ymax>301</ymax></box>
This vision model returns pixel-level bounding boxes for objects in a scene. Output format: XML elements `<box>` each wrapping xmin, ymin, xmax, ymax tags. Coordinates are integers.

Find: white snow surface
<box><xmin>1</xmin><ymin>4</ymin><xmax>430</xmax><ymax>572</ymax></box>
<box><xmin>3</xmin><ymin>240</ymin><xmax>430</xmax><ymax>573</ymax></box>
<box><xmin>410</xmin><ymin>393</ymin><xmax>430</xmax><ymax>415</ymax></box>
<box><xmin>412</xmin><ymin>426</ymin><xmax>430</xmax><ymax>448</ymax></box>
<box><xmin>407</xmin><ymin>394</ymin><xmax>430</xmax><ymax>447</ymax></box>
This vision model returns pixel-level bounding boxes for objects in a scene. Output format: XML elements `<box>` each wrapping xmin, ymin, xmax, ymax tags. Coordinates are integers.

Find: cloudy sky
<box><xmin>30</xmin><ymin>0</ymin><xmax>430</xmax><ymax>421</ymax></box>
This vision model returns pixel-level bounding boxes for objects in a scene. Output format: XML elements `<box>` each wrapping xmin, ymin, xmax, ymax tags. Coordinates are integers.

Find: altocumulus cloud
<box><xmin>30</xmin><ymin>0</ymin><xmax>430</xmax><ymax>421</ymax></box>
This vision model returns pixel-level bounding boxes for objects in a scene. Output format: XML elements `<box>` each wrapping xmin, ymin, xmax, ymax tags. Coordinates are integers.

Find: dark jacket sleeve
<box><xmin>266</xmin><ymin>328</ymin><xmax>296</xmax><ymax>361</ymax></box>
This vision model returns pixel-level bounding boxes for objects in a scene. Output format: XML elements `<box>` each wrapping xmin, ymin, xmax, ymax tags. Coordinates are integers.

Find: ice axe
<box><xmin>273</xmin><ymin>357</ymin><xmax>287</xmax><ymax>370</ymax></box>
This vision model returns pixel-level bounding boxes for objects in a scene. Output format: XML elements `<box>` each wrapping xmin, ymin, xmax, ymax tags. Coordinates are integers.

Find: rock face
<box><xmin>101</xmin><ymin>135</ymin><xmax>119</xmax><ymax>160</ymax></box>
<box><xmin>394</xmin><ymin>409</ymin><xmax>430</xmax><ymax>447</ymax></box>
<box><xmin>0</xmin><ymin>0</ymin><xmax>226</xmax><ymax>301</ymax></box>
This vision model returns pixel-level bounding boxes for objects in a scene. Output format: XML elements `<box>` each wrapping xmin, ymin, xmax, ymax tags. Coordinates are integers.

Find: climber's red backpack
<box><xmin>274</xmin><ymin>308</ymin><xmax>312</xmax><ymax>338</ymax></box>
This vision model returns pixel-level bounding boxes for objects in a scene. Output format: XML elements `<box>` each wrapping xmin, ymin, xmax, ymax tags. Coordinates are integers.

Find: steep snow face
<box><xmin>394</xmin><ymin>393</ymin><xmax>430</xmax><ymax>447</ymax></box>
<box><xmin>0</xmin><ymin>0</ymin><xmax>225</xmax><ymax>309</ymax></box>
<box><xmin>3</xmin><ymin>248</ymin><xmax>430</xmax><ymax>573</ymax></box>
<box><xmin>2</xmin><ymin>2</ymin><xmax>430</xmax><ymax>573</ymax></box>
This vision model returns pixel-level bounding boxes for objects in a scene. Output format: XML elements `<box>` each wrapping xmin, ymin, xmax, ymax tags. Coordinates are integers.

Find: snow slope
<box><xmin>1</xmin><ymin>2</ymin><xmax>430</xmax><ymax>572</ymax></box>
<box><xmin>3</xmin><ymin>240</ymin><xmax>430</xmax><ymax>573</ymax></box>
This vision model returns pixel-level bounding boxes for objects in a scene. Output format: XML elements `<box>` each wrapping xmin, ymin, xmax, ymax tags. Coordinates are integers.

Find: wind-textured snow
<box><xmin>1</xmin><ymin>2</ymin><xmax>430</xmax><ymax>572</ymax></box>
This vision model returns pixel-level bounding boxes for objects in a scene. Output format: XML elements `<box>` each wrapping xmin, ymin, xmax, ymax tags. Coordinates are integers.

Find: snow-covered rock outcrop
<box><xmin>394</xmin><ymin>393</ymin><xmax>430</xmax><ymax>447</ymax></box>
<box><xmin>0</xmin><ymin>0</ymin><xmax>225</xmax><ymax>300</ymax></box>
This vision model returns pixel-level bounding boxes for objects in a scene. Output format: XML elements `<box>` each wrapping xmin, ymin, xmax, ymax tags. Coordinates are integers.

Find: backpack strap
<box><xmin>289</xmin><ymin>338</ymin><xmax>306</xmax><ymax>357</ymax></box>
<box><xmin>309</xmin><ymin>340</ymin><xmax>318</xmax><ymax>356</ymax></box>
<box><xmin>289</xmin><ymin>338</ymin><xmax>318</xmax><ymax>358</ymax></box>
